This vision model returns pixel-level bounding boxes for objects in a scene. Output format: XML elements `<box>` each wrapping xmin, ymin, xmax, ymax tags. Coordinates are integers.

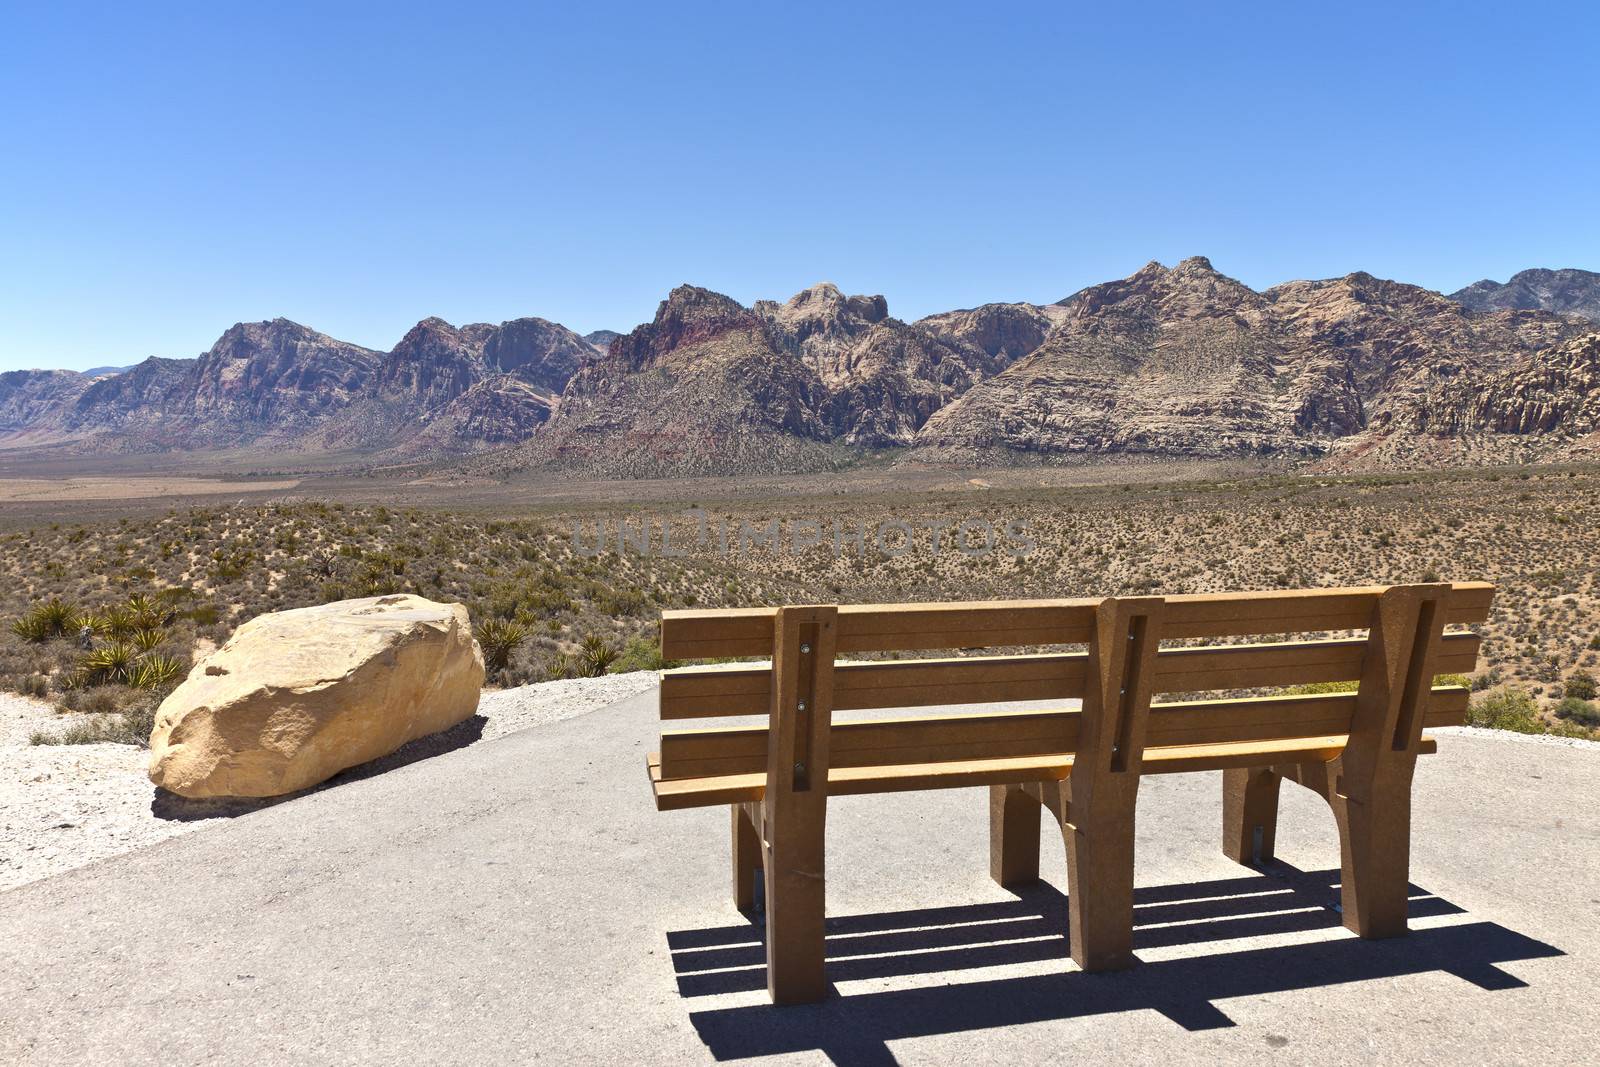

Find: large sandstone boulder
<box><xmin>149</xmin><ymin>595</ymin><xmax>485</xmax><ymax>799</ymax></box>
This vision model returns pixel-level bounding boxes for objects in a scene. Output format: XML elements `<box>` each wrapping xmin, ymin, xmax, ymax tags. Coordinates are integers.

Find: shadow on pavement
<box><xmin>669</xmin><ymin>862</ymin><xmax>1563</xmax><ymax>1064</ymax></box>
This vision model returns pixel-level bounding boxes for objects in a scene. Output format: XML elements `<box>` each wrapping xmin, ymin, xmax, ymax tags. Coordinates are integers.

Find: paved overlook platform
<box><xmin>2</xmin><ymin>689</ymin><xmax>1597</xmax><ymax>1066</ymax></box>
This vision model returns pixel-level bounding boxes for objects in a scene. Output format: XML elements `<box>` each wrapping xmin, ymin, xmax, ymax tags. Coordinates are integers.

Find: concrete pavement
<box><xmin>1</xmin><ymin>688</ymin><xmax>1596</xmax><ymax>1065</ymax></box>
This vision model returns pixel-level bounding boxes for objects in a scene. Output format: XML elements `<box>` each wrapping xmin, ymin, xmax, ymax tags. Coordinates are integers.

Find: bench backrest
<box><xmin>652</xmin><ymin>583</ymin><xmax>1493</xmax><ymax>797</ymax></box>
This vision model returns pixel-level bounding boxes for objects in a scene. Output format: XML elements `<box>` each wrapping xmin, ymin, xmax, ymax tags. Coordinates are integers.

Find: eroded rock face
<box><xmin>148</xmin><ymin>595</ymin><xmax>484</xmax><ymax>799</ymax></box>
<box><xmin>912</xmin><ymin>258</ymin><xmax>1590</xmax><ymax>463</ymax></box>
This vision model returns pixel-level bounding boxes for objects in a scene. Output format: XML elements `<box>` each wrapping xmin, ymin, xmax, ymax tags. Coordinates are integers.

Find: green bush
<box><xmin>1554</xmin><ymin>697</ymin><xmax>1600</xmax><ymax>727</ymax></box>
<box><xmin>610</xmin><ymin>635</ymin><xmax>675</xmax><ymax>674</ymax></box>
<box><xmin>1465</xmin><ymin>689</ymin><xmax>1544</xmax><ymax>734</ymax></box>
<box><xmin>1563</xmin><ymin>671</ymin><xmax>1597</xmax><ymax>702</ymax></box>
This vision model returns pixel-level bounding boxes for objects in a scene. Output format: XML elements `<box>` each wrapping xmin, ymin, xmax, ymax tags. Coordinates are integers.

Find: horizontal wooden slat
<box><xmin>656</xmin><ymin>687</ymin><xmax>1470</xmax><ymax>781</ymax></box>
<box><xmin>658</xmin><ymin>632</ymin><xmax>1481</xmax><ymax>720</ymax></box>
<box><xmin>648</xmin><ymin>735</ymin><xmax>1444</xmax><ymax>810</ymax></box>
<box><xmin>659</xmin><ymin>583</ymin><xmax>1494</xmax><ymax>659</ymax></box>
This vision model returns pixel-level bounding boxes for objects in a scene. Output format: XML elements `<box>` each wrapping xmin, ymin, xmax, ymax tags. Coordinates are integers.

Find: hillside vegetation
<box><xmin>5</xmin><ymin>464</ymin><xmax>1599</xmax><ymax>743</ymax></box>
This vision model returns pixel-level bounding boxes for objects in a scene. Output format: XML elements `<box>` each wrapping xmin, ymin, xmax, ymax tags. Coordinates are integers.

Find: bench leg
<box><xmin>762</xmin><ymin>799</ymin><xmax>828</xmax><ymax>1004</ymax></box>
<box><xmin>732</xmin><ymin>802</ymin><xmax>762</xmax><ymax>914</ymax></box>
<box><xmin>1222</xmin><ymin>767</ymin><xmax>1281</xmax><ymax>866</ymax></box>
<box><xmin>1063</xmin><ymin>797</ymin><xmax>1138</xmax><ymax>972</ymax></box>
<box><xmin>1334</xmin><ymin>789</ymin><xmax>1411</xmax><ymax>939</ymax></box>
<box><xmin>989</xmin><ymin>783</ymin><xmax>1042</xmax><ymax>887</ymax></box>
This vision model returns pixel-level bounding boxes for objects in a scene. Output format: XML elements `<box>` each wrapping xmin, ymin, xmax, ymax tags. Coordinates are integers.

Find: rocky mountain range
<box><xmin>4</xmin><ymin>259</ymin><xmax>1599</xmax><ymax>475</ymax></box>
<box><xmin>1450</xmin><ymin>268</ymin><xmax>1600</xmax><ymax>322</ymax></box>
<box><xmin>0</xmin><ymin>316</ymin><xmax>598</xmax><ymax>457</ymax></box>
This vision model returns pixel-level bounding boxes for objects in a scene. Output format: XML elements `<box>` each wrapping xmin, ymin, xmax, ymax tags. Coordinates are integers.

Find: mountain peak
<box><xmin>785</xmin><ymin>281</ymin><xmax>845</xmax><ymax>306</ymax></box>
<box><xmin>606</xmin><ymin>285</ymin><xmax>759</xmax><ymax>370</ymax></box>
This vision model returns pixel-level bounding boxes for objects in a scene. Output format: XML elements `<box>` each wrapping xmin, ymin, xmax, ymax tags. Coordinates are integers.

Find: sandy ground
<box><xmin>0</xmin><ymin>672</ymin><xmax>657</xmax><ymax>892</ymax></box>
<box><xmin>0</xmin><ymin>476</ymin><xmax>302</xmax><ymax>501</ymax></box>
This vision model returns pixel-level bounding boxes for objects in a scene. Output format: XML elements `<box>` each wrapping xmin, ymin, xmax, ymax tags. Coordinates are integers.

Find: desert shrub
<box><xmin>1562</xmin><ymin>671</ymin><xmax>1597</xmax><ymax>701</ymax></box>
<box><xmin>31</xmin><ymin>703</ymin><xmax>156</xmax><ymax>747</ymax></box>
<box><xmin>475</xmin><ymin>617</ymin><xmax>528</xmax><ymax>673</ymax></box>
<box><xmin>188</xmin><ymin>603</ymin><xmax>222</xmax><ymax>626</ymax></box>
<box><xmin>1554</xmin><ymin>697</ymin><xmax>1600</xmax><ymax>727</ymax></box>
<box><xmin>595</xmin><ymin>587</ymin><xmax>651</xmax><ymax>618</ymax></box>
<box><xmin>1465</xmin><ymin>689</ymin><xmax>1543</xmax><ymax>734</ymax></box>
<box><xmin>610</xmin><ymin>634</ymin><xmax>673</xmax><ymax>674</ymax></box>
<box><xmin>579</xmin><ymin>633</ymin><xmax>620</xmax><ymax>676</ymax></box>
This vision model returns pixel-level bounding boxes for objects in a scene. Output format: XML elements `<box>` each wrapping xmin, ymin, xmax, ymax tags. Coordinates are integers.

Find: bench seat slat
<box><xmin>647</xmin><ymin>735</ymin><xmax>1444</xmax><ymax>811</ymax></box>
<box><xmin>656</xmin><ymin>687</ymin><xmax>1469</xmax><ymax>782</ymax></box>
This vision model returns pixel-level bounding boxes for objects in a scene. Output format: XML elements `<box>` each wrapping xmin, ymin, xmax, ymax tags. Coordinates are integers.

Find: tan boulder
<box><xmin>149</xmin><ymin>594</ymin><xmax>485</xmax><ymax>799</ymax></box>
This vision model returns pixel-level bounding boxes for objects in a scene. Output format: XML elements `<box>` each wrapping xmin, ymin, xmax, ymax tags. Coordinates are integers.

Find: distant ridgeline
<box><xmin>3</xmin><ymin>262</ymin><xmax>1599</xmax><ymax>476</ymax></box>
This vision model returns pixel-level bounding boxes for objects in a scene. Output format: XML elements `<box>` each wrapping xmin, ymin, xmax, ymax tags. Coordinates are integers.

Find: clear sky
<box><xmin>3</xmin><ymin>1</ymin><xmax>1597</xmax><ymax>372</ymax></box>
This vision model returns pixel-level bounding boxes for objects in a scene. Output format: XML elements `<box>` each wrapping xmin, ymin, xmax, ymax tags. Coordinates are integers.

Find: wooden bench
<box><xmin>647</xmin><ymin>582</ymin><xmax>1494</xmax><ymax>1004</ymax></box>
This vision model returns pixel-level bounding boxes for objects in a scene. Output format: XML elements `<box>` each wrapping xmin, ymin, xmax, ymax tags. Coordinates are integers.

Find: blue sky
<box><xmin>3</xmin><ymin>1</ymin><xmax>1597</xmax><ymax>372</ymax></box>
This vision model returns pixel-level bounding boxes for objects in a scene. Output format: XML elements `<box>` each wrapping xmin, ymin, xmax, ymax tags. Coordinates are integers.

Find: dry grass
<box><xmin>4</xmin><ymin>463</ymin><xmax>1598</xmax><ymax>741</ymax></box>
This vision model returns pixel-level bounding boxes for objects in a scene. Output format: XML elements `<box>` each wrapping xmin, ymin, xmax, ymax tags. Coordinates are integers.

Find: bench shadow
<box><xmin>150</xmin><ymin>713</ymin><xmax>488</xmax><ymax>821</ymax></box>
<box><xmin>669</xmin><ymin>862</ymin><xmax>1563</xmax><ymax>1064</ymax></box>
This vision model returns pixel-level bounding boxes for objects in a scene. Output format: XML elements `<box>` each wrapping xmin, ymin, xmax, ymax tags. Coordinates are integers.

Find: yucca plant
<box><xmin>99</xmin><ymin>604</ymin><xmax>137</xmax><ymax>639</ymax></box>
<box><xmin>131</xmin><ymin>627</ymin><xmax>166</xmax><ymax>654</ymax></box>
<box><xmin>79</xmin><ymin>641</ymin><xmax>138</xmax><ymax>687</ymax></box>
<box><xmin>474</xmin><ymin>617</ymin><xmax>528</xmax><ymax>672</ymax></box>
<box><xmin>546</xmin><ymin>652</ymin><xmax>575</xmax><ymax>681</ymax></box>
<box><xmin>10</xmin><ymin>598</ymin><xmax>80</xmax><ymax>642</ymax></box>
<box><xmin>579</xmin><ymin>633</ymin><xmax>619</xmax><ymax>677</ymax></box>
<box><xmin>11</xmin><ymin>613</ymin><xmax>53</xmax><ymax>643</ymax></box>
<box><xmin>125</xmin><ymin>593</ymin><xmax>166</xmax><ymax>631</ymax></box>
<box><xmin>129</xmin><ymin>654</ymin><xmax>185</xmax><ymax>691</ymax></box>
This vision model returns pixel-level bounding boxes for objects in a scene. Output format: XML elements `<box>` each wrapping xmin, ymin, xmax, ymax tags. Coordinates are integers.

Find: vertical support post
<box><xmin>1331</xmin><ymin>583</ymin><xmax>1447</xmax><ymax>939</ymax></box>
<box><xmin>731</xmin><ymin>802</ymin><xmax>762</xmax><ymax>913</ymax></box>
<box><xmin>760</xmin><ymin>605</ymin><xmax>837</xmax><ymax>1005</ymax></box>
<box><xmin>989</xmin><ymin>783</ymin><xmax>1043</xmax><ymax>887</ymax></box>
<box><xmin>1222</xmin><ymin>766</ymin><xmax>1282</xmax><ymax>866</ymax></box>
<box><xmin>1064</xmin><ymin>596</ymin><xmax>1164</xmax><ymax>972</ymax></box>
